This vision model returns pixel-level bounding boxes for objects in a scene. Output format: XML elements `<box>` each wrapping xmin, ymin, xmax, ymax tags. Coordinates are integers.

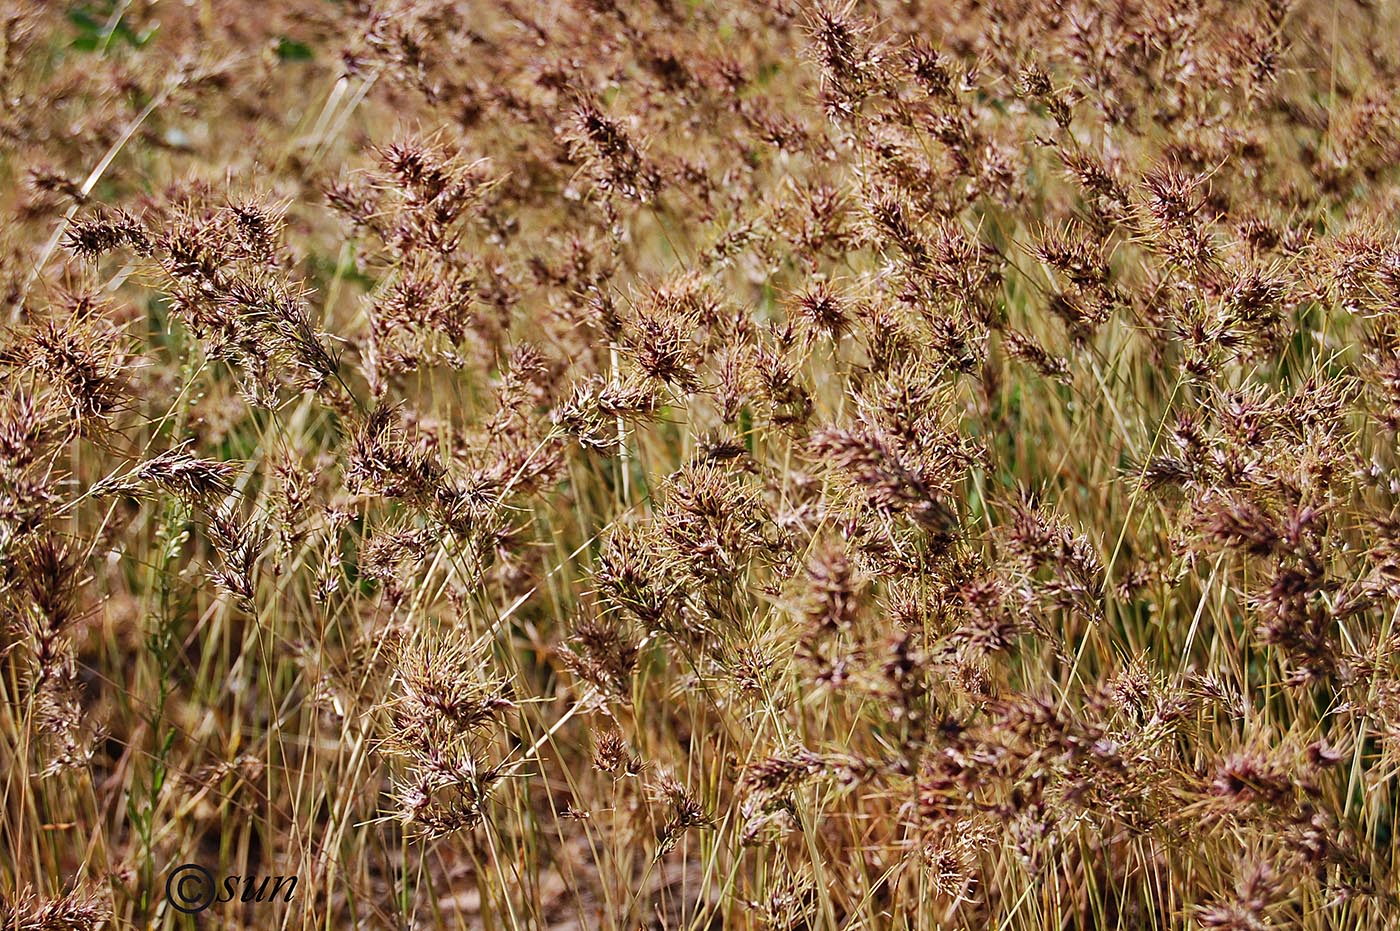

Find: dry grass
<box><xmin>2</xmin><ymin>1</ymin><xmax>1400</xmax><ymax>928</ymax></box>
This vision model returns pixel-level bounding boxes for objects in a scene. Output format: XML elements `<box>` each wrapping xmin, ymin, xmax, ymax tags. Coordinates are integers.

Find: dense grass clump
<box><xmin>3</xmin><ymin>1</ymin><xmax>1400</xmax><ymax>928</ymax></box>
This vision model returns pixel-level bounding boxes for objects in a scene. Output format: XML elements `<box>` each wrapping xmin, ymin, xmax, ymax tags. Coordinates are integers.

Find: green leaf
<box><xmin>275</xmin><ymin>36</ymin><xmax>314</xmax><ymax>61</ymax></box>
<box><xmin>66</xmin><ymin>9</ymin><xmax>103</xmax><ymax>32</ymax></box>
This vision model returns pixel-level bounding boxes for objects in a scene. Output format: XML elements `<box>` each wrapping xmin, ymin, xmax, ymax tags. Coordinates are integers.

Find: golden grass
<box><xmin>2</xmin><ymin>1</ymin><xmax>1400</xmax><ymax>928</ymax></box>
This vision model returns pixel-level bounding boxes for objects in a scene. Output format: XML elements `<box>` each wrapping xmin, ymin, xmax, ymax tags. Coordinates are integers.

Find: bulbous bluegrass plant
<box><xmin>1</xmin><ymin>0</ymin><xmax>1399</xmax><ymax>928</ymax></box>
